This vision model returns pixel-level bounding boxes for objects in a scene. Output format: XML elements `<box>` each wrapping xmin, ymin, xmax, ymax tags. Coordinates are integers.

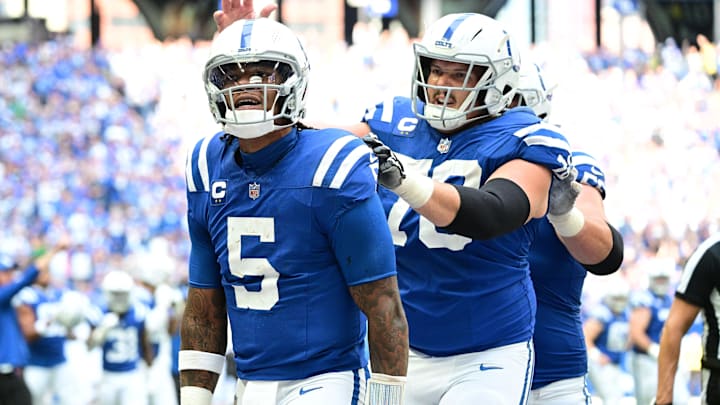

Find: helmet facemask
<box><xmin>205</xmin><ymin>54</ymin><xmax>306</xmax><ymax>139</ymax></box>
<box><xmin>412</xmin><ymin>49</ymin><xmax>515</xmax><ymax>132</ymax></box>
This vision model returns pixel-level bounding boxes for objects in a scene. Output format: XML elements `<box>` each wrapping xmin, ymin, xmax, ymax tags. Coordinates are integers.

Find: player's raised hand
<box><xmin>214</xmin><ymin>0</ymin><xmax>278</xmax><ymax>33</ymax></box>
<box><xmin>547</xmin><ymin>166</ymin><xmax>581</xmax><ymax>216</ymax></box>
<box><xmin>362</xmin><ymin>133</ymin><xmax>406</xmax><ymax>190</ymax></box>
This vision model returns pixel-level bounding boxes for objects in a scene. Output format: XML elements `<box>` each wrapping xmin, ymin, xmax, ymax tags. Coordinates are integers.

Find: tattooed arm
<box><xmin>180</xmin><ymin>287</ymin><xmax>228</xmax><ymax>393</ymax></box>
<box><xmin>349</xmin><ymin>276</ymin><xmax>408</xmax><ymax>376</ymax></box>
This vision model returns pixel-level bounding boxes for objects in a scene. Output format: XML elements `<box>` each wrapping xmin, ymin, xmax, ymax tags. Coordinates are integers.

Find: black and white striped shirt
<box><xmin>677</xmin><ymin>233</ymin><xmax>720</xmax><ymax>369</ymax></box>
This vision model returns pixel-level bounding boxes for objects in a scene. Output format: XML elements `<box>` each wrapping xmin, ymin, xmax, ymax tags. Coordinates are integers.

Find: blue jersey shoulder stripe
<box><xmin>329</xmin><ymin>144</ymin><xmax>372</xmax><ymax>189</ymax></box>
<box><xmin>513</xmin><ymin>123</ymin><xmax>571</xmax><ymax>151</ymax></box>
<box><xmin>571</xmin><ymin>151</ymin><xmax>600</xmax><ymax>169</ymax></box>
<box><xmin>312</xmin><ymin>135</ymin><xmax>356</xmax><ymax>187</ymax></box>
<box><xmin>186</xmin><ymin>134</ymin><xmax>215</xmax><ymax>193</ymax></box>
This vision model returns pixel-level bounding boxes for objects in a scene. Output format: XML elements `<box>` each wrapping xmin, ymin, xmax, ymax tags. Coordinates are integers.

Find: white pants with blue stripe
<box><xmin>237</xmin><ymin>368</ymin><xmax>368</xmax><ymax>405</ymax></box>
<box><xmin>405</xmin><ymin>340</ymin><xmax>535</xmax><ymax>405</ymax></box>
<box><xmin>528</xmin><ymin>376</ymin><xmax>592</xmax><ymax>405</ymax></box>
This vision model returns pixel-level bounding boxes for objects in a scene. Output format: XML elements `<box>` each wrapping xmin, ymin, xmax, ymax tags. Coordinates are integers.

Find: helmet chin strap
<box><xmin>223</xmin><ymin>109</ymin><xmax>278</xmax><ymax>139</ymax></box>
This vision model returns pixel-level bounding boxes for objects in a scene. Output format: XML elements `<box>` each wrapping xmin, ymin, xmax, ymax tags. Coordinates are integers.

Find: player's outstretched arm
<box><xmin>362</xmin><ymin>134</ymin><xmax>542</xmax><ymax>238</ymax></box>
<box><xmin>179</xmin><ymin>287</ymin><xmax>228</xmax><ymax>405</ymax></box>
<box><xmin>214</xmin><ymin>0</ymin><xmax>277</xmax><ymax>34</ymax></box>
<box><xmin>655</xmin><ymin>297</ymin><xmax>699</xmax><ymax>404</ymax></box>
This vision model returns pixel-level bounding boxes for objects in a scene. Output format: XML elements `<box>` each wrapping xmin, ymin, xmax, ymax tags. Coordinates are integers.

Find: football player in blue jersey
<box><xmin>180</xmin><ymin>18</ymin><xmax>408</xmax><ymax>405</ymax></box>
<box><xmin>88</xmin><ymin>270</ymin><xmax>154</xmax><ymax>405</ymax></box>
<box><xmin>629</xmin><ymin>263</ymin><xmax>690</xmax><ymax>405</ymax></box>
<box><xmin>512</xmin><ymin>61</ymin><xmax>625</xmax><ymax>405</ymax></box>
<box><xmin>355</xmin><ymin>14</ymin><xmax>575</xmax><ymax>404</ymax></box>
<box><xmin>583</xmin><ymin>282</ymin><xmax>633</xmax><ymax>403</ymax></box>
<box><xmin>15</xmin><ymin>264</ymin><xmax>78</xmax><ymax>405</ymax></box>
<box><xmin>0</xmin><ymin>247</ymin><xmax>61</xmax><ymax>405</ymax></box>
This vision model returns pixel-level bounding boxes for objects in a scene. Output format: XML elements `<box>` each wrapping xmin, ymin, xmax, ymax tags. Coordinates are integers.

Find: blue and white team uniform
<box><xmin>585</xmin><ymin>303</ymin><xmax>631</xmax><ymax>403</ymax></box>
<box><xmin>90</xmin><ymin>302</ymin><xmax>150</xmax><ymax>405</ymax></box>
<box><xmin>630</xmin><ymin>286</ymin><xmax>690</xmax><ymax>404</ymax></box>
<box><xmin>363</xmin><ymin>98</ymin><xmax>572</xmax><ymax>404</ymax></box>
<box><xmin>16</xmin><ymin>285</ymin><xmax>75</xmax><ymax>405</ymax></box>
<box><xmin>185</xmin><ymin>128</ymin><xmax>395</xmax><ymax>404</ymax></box>
<box><xmin>527</xmin><ymin>151</ymin><xmax>605</xmax><ymax>404</ymax></box>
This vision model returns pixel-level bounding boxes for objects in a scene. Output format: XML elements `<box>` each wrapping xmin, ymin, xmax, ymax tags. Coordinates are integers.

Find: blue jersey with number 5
<box><xmin>363</xmin><ymin>97</ymin><xmax>572</xmax><ymax>356</ymax></box>
<box><xmin>185</xmin><ymin>128</ymin><xmax>393</xmax><ymax>380</ymax></box>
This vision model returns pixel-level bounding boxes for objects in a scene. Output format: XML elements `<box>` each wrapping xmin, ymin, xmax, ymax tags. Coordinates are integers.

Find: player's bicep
<box><xmin>576</xmin><ymin>183</ymin><xmax>607</xmax><ymax>221</ymax></box>
<box><xmin>488</xmin><ymin>158</ymin><xmax>551</xmax><ymax>221</ymax></box>
<box><xmin>331</xmin><ymin>195</ymin><xmax>396</xmax><ymax>285</ymax></box>
<box><xmin>187</xmin><ymin>214</ymin><xmax>222</xmax><ymax>289</ymax></box>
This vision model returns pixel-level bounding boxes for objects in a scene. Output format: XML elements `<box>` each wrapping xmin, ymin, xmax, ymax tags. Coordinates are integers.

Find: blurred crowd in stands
<box><xmin>0</xmin><ymin>18</ymin><xmax>719</xmax><ymax>403</ymax></box>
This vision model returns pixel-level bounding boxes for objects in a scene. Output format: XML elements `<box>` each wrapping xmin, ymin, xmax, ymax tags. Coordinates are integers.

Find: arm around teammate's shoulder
<box><xmin>556</xmin><ymin>184</ymin><xmax>623</xmax><ymax>275</ymax></box>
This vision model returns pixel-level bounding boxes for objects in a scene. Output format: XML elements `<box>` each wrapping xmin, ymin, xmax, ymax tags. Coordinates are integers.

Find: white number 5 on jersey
<box><xmin>227</xmin><ymin>217</ymin><xmax>280</xmax><ymax>311</ymax></box>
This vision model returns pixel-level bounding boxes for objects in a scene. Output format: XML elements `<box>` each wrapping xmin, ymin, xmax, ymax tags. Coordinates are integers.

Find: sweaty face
<box><xmin>209</xmin><ymin>61</ymin><xmax>287</xmax><ymax>112</ymax></box>
<box><xmin>425</xmin><ymin>59</ymin><xmax>486</xmax><ymax>111</ymax></box>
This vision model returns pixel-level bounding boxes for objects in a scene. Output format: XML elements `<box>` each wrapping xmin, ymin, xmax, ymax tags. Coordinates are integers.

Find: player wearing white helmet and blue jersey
<box><xmin>510</xmin><ymin>61</ymin><xmax>625</xmax><ymax>404</ymax></box>
<box><xmin>88</xmin><ymin>270</ymin><xmax>154</xmax><ymax>405</ymax></box>
<box><xmin>629</xmin><ymin>261</ymin><xmax>690</xmax><ymax>405</ymax></box>
<box><xmin>15</xmin><ymin>267</ymin><xmax>87</xmax><ymax>405</ymax></box>
<box><xmin>352</xmin><ymin>13</ymin><xmax>575</xmax><ymax>404</ymax></box>
<box><xmin>181</xmin><ymin>17</ymin><xmax>408</xmax><ymax>405</ymax></box>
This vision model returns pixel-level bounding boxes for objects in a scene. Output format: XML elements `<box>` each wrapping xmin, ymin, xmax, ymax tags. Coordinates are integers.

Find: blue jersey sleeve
<box><xmin>513</xmin><ymin>123</ymin><xmax>573</xmax><ymax>180</ymax></box>
<box><xmin>187</xmin><ymin>210</ymin><xmax>222</xmax><ymax>289</ymax></box>
<box><xmin>185</xmin><ymin>133</ymin><xmax>224</xmax><ymax>289</ymax></box>
<box><xmin>572</xmin><ymin>150</ymin><xmax>607</xmax><ymax>199</ymax></box>
<box><xmin>311</xmin><ymin>134</ymin><xmax>378</xmax><ymax>222</ymax></box>
<box><xmin>362</xmin><ymin>97</ymin><xmax>418</xmax><ymax>138</ymax></box>
<box><xmin>331</xmin><ymin>195</ymin><xmax>397</xmax><ymax>286</ymax></box>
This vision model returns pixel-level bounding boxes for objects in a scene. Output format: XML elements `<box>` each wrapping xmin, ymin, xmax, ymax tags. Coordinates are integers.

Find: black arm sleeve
<box><xmin>441</xmin><ymin>178</ymin><xmax>530</xmax><ymax>240</ymax></box>
<box><xmin>583</xmin><ymin>222</ymin><xmax>624</xmax><ymax>276</ymax></box>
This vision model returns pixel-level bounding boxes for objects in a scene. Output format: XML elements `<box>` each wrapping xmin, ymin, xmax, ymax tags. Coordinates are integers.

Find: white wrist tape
<box><xmin>178</xmin><ymin>350</ymin><xmax>226</xmax><ymax>374</ymax></box>
<box><xmin>547</xmin><ymin>207</ymin><xmax>585</xmax><ymax>238</ymax></box>
<box><xmin>34</xmin><ymin>319</ymin><xmax>49</xmax><ymax>336</ymax></box>
<box><xmin>648</xmin><ymin>343</ymin><xmax>660</xmax><ymax>359</ymax></box>
<box><xmin>588</xmin><ymin>347</ymin><xmax>602</xmax><ymax>362</ymax></box>
<box><xmin>393</xmin><ymin>173</ymin><xmax>434</xmax><ymax>209</ymax></box>
<box><xmin>180</xmin><ymin>386</ymin><xmax>213</xmax><ymax>405</ymax></box>
<box><xmin>366</xmin><ymin>373</ymin><xmax>406</xmax><ymax>405</ymax></box>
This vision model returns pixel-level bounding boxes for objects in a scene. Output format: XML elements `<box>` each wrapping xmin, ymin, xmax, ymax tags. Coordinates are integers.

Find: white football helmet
<box><xmin>412</xmin><ymin>13</ymin><xmax>521</xmax><ymax>131</ymax></box>
<box><xmin>603</xmin><ymin>280</ymin><xmax>630</xmax><ymax>315</ymax></box>
<box><xmin>514</xmin><ymin>62</ymin><xmax>554</xmax><ymax>120</ymax></box>
<box><xmin>647</xmin><ymin>261</ymin><xmax>674</xmax><ymax>297</ymax></box>
<box><xmin>204</xmin><ymin>18</ymin><xmax>310</xmax><ymax>139</ymax></box>
<box><xmin>101</xmin><ymin>270</ymin><xmax>134</xmax><ymax>314</ymax></box>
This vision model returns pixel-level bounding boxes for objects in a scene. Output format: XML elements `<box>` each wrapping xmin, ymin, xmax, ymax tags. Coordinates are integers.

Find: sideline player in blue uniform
<box><xmin>180</xmin><ymin>18</ymin><xmax>408</xmax><ymax>405</ymax></box>
<box><xmin>0</xmin><ymin>247</ymin><xmax>62</xmax><ymax>405</ymax></box>
<box><xmin>629</xmin><ymin>264</ymin><xmax>690</xmax><ymax>404</ymax></box>
<box><xmin>15</xmin><ymin>266</ymin><xmax>76</xmax><ymax>405</ymax></box>
<box><xmin>510</xmin><ymin>62</ymin><xmax>624</xmax><ymax>404</ymax></box>
<box><xmin>88</xmin><ymin>270</ymin><xmax>154</xmax><ymax>405</ymax></box>
<box><xmin>584</xmin><ymin>283</ymin><xmax>632</xmax><ymax>403</ymax></box>
<box><xmin>357</xmin><ymin>14</ymin><xmax>574</xmax><ymax>404</ymax></box>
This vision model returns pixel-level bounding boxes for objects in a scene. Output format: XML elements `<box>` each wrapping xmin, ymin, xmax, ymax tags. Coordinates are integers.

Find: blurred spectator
<box><xmin>0</xmin><ymin>245</ymin><xmax>63</xmax><ymax>405</ymax></box>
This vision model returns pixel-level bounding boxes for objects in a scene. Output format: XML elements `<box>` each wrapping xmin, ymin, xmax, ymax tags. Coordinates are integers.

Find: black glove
<box><xmin>362</xmin><ymin>133</ymin><xmax>406</xmax><ymax>190</ymax></box>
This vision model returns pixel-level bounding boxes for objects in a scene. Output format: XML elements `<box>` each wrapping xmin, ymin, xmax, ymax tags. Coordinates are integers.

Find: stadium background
<box><xmin>1</xmin><ymin>0</ymin><xmax>719</xmax><ymax>403</ymax></box>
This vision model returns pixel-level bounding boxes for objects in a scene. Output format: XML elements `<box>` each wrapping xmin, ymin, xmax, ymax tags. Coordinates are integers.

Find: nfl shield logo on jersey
<box><xmin>437</xmin><ymin>138</ymin><xmax>452</xmax><ymax>154</ymax></box>
<box><xmin>248</xmin><ymin>182</ymin><xmax>260</xmax><ymax>200</ymax></box>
